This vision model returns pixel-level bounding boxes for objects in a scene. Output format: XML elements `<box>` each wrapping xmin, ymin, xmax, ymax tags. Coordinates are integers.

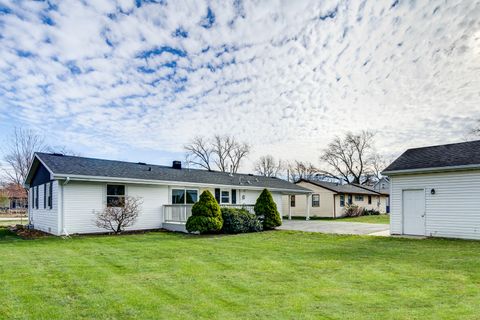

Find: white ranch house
<box><xmin>383</xmin><ymin>140</ymin><xmax>480</xmax><ymax>240</ymax></box>
<box><xmin>24</xmin><ymin>153</ymin><xmax>310</xmax><ymax>235</ymax></box>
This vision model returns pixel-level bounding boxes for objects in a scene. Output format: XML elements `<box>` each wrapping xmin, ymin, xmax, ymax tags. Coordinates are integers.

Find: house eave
<box><xmin>382</xmin><ymin>164</ymin><xmax>480</xmax><ymax>176</ymax></box>
<box><xmin>52</xmin><ymin>173</ymin><xmax>312</xmax><ymax>194</ymax></box>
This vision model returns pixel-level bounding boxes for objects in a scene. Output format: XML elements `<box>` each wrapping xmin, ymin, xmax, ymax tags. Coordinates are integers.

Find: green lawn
<box><xmin>334</xmin><ymin>214</ymin><xmax>390</xmax><ymax>224</ymax></box>
<box><xmin>287</xmin><ymin>215</ymin><xmax>390</xmax><ymax>224</ymax></box>
<box><xmin>1</xmin><ymin>229</ymin><xmax>479</xmax><ymax>319</ymax></box>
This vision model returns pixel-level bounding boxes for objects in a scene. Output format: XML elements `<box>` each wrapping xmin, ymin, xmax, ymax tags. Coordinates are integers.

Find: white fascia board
<box><xmin>382</xmin><ymin>164</ymin><xmax>480</xmax><ymax>176</ymax></box>
<box><xmin>52</xmin><ymin>174</ymin><xmax>312</xmax><ymax>194</ymax></box>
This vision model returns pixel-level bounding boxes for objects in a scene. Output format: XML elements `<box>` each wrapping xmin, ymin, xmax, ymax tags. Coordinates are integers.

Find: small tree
<box><xmin>186</xmin><ymin>190</ymin><xmax>223</xmax><ymax>233</ymax></box>
<box><xmin>254</xmin><ymin>189</ymin><xmax>281</xmax><ymax>229</ymax></box>
<box><xmin>95</xmin><ymin>196</ymin><xmax>142</xmax><ymax>234</ymax></box>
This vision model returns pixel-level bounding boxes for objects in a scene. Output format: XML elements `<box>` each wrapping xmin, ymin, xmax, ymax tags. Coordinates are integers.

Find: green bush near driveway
<box><xmin>254</xmin><ymin>189</ymin><xmax>282</xmax><ymax>229</ymax></box>
<box><xmin>221</xmin><ymin>207</ymin><xmax>263</xmax><ymax>234</ymax></box>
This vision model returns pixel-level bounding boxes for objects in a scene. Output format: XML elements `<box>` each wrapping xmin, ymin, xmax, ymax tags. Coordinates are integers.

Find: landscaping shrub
<box><xmin>186</xmin><ymin>190</ymin><xmax>223</xmax><ymax>234</ymax></box>
<box><xmin>221</xmin><ymin>207</ymin><xmax>263</xmax><ymax>234</ymax></box>
<box><xmin>362</xmin><ymin>208</ymin><xmax>381</xmax><ymax>216</ymax></box>
<box><xmin>343</xmin><ymin>204</ymin><xmax>363</xmax><ymax>217</ymax></box>
<box><xmin>254</xmin><ymin>189</ymin><xmax>282</xmax><ymax>229</ymax></box>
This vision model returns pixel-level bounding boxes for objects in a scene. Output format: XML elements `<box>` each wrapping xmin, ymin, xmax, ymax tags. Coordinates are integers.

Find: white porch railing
<box><xmin>163</xmin><ymin>205</ymin><xmax>193</xmax><ymax>223</ymax></box>
<box><xmin>163</xmin><ymin>204</ymin><xmax>256</xmax><ymax>223</ymax></box>
<box><xmin>220</xmin><ymin>204</ymin><xmax>255</xmax><ymax>214</ymax></box>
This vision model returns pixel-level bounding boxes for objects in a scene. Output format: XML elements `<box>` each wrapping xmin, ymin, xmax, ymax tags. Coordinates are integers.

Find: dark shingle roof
<box><xmin>34</xmin><ymin>153</ymin><xmax>309</xmax><ymax>193</ymax></box>
<box><xmin>298</xmin><ymin>180</ymin><xmax>381</xmax><ymax>195</ymax></box>
<box><xmin>383</xmin><ymin>140</ymin><xmax>480</xmax><ymax>174</ymax></box>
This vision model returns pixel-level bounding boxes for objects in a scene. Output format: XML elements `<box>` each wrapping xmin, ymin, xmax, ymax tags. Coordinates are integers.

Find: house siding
<box><xmin>390</xmin><ymin>170</ymin><xmax>480</xmax><ymax>240</ymax></box>
<box><xmin>63</xmin><ymin>181</ymin><xmax>168</xmax><ymax>234</ymax></box>
<box><xmin>29</xmin><ymin>181</ymin><xmax>59</xmax><ymax>235</ymax></box>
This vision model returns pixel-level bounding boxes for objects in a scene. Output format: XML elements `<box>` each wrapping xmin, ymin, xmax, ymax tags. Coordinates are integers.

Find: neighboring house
<box><xmin>24</xmin><ymin>153</ymin><xmax>310</xmax><ymax>235</ymax></box>
<box><xmin>383</xmin><ymin>140</ymin><xmax>480</xmax><ymax>240</ymax></box>
<box><xmin>368</xmin><ymin>177</ymin><xmax>390</xmax><ymax>213</ymax></box>
<box><xmin>0</xmin><ymin>183</ymin><xmax>28</xmax><ymax>211</ymax></box>
<box><xmin>282</xmin><ymin>180</ymin><xmax>389</xmax><ymax>219</ymax></box>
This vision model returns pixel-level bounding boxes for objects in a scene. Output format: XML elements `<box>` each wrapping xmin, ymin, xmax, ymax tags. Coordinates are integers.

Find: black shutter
<box><xmin>214</xmin><ymin>188</ymin><xmax>220</xmax><ymax>203</ymax></box>
<box><xmin>44</xmin><ymin>184</ymin><xmax>46</xmax><ymax>209</ymax></box>
<box><xmin>231</xmin><ymin>189</ymin><xmax>236</xmax><ymax>204</ymax></box>
<box><xmin>35</xmin><ymin>186</ymin><xmax>39</xmax><ymax>209</ymax></box>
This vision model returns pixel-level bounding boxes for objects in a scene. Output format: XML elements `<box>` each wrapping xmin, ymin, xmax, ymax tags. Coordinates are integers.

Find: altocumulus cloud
<box><xmin>0</xmin><ymin>0</ymin><xmax>479</xmax><ymax>169</ymax></box>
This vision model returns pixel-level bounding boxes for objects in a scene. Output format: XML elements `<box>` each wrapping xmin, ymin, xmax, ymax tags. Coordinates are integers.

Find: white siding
<box><xmin>390</xmin><ymin>169</ymin><xmax>480</xmax><ymax>240</ymax></box>
<box><xmin>30</xmin><ymin>181</ymin><xmax>59</xmax><ymax>235</ymax></box>
<box><xmin>63</xmin><ymin>181</ymin><xmax>168</xmax><ymax>234</ymax></box>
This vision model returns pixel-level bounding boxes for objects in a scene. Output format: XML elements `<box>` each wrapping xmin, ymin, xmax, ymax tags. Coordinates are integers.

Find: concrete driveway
<box><xmin>278</xmin><ymin>219</ymin><xmax>390</xmax><ymax>236</ymax></box>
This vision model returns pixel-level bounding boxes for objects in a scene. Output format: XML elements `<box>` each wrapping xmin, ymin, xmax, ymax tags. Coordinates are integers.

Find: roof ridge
<box><xmin>405</xmin><ymin>139</ymin><xmax>480</xmax><ymax>152</ymax></box>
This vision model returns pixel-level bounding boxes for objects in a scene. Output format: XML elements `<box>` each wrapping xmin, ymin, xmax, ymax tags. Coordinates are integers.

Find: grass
<box><xmin>1</xmin><ymin>229</ymin><xmax>479</xmax><ymax>319</ymax></box>
<box><xmin>286</xmin><ymin>214</ymin><xmax>390</xmax><ymax>224</ymax></box>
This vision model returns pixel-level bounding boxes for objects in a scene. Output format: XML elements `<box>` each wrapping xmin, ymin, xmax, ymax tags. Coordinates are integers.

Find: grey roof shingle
<box><xmin>35</xmin><ymin>153</ymin><xmax>309</xmax><ymax>193</ymax></box>
<box><xmin>383</xmin><ymin>140</ymin><xmax>480</xmax><ymax>173</ymax></box>
<box><xmin>299</xmin><ymin>180</ymin><xmax>382</xmax><ymax>195</ymax></box>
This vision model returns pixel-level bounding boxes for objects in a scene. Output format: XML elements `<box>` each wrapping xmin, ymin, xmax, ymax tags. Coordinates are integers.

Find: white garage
<box><xmin>383</xmin><ymin>140</ymin><xmax>480</xmax><ymax>240</ymax></box>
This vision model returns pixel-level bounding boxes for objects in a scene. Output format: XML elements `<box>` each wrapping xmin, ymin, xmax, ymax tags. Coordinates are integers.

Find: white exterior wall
<box><xmin>56</xmin><ymin>180</ymin><xmax>285</xmax><ymax>235</ymax></box>
<box><xmin>63</xmin><ymin>181</ymin><xmax>168</xmax><ymax>234</ymax></box>
<box><xmin>29</xmin><ymin>181</ymin><xmax>59</xmax><ymax>235</ymax></box>
<box><xmin>390</xmin><ymin>170</ymin><xmax>480</xmax><ymax>240</ymax></box>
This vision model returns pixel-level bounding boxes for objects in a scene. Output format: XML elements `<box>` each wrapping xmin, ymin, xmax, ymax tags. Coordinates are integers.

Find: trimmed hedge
<box><xmin>221</xmin><ymin>208</ymin><xmax>263</xmax><ymax>234</ymax></box>
<box><xmin>186</xmin><ymin>190</ymin><xmax>223</xmax><ymax>234</ymax></box>
<box><xmin>254</xmin><ymin>189</ymin><xmax>282</xmax><ymax>229</ymax></box>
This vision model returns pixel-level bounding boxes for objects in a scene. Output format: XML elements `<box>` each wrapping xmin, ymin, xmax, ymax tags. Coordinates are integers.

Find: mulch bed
<box><xmin>8</xmin><ymin>225</ymin><xmax>50</xmax><ymax>240</ymax></box>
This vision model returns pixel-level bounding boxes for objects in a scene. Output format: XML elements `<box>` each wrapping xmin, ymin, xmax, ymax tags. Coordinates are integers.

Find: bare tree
<box><xmin>287</xmin><ymin>160</ymin><xmax>319</xmax><ymax>182</ymax></box>
<box><xmin>2</xmin><ymin>127</ymin><xmax>79</xmax><ymax>189</ymax></box>
<box><xmin>320</xmin><ymin>131</ymin><xmax>375</xmax><ymax>184</ymax></box>
<box><xmin>254</xmin><ymin>155</ymin><xmax>283</xmax><ymax>177</ymax></box>
<box><xmin>184</xmin><ymin>136</ymin><xmax>213</xmax><ymax>170</ymax></box>
<box><xmin>2</xmin><ymin>128</ymin><xmax>48</xmax><ymax>188</ymax></box>
<box><xmin>470</xmin><ymin>120</ymin><xmax>480</xmax><ymax>137</ymax></box>
<box><xmin>95</xmin><ymin>196</ymin><xmax>142</xmax><ymax>234</ymax></box>
<box><xmin>185</xmin><ymin>135</ymin><xmax>250</xmax><ymax>173</ymax></box>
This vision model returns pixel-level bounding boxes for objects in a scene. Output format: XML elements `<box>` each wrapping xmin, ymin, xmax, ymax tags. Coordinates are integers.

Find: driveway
<box><xmin>278</xmin><ymin>219</ymin><xmax>390</xmax><ymax>236</ymax></box>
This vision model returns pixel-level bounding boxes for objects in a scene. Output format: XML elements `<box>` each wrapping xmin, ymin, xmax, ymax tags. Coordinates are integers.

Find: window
<box><xmin>107</xmin><ymin>184</ymin><xmax>125</xmax><ymax>207</ymax></box>
<box><xmin>290</xmin><ymin>195</ymin><xmax>296</xmax><ymax>207</ymax></box>
<box><xmin>172</xmin><ymin>189</ymin><xmax>198</xmax><ymax>204</ymax></box>
<box><xmin>312</xmin><ymin>194</ymin><xmax>320</xmax><ymax>207</ymax></box>
<box><xmin>368</xmin><ymin>195</ymin><xmax>372</xmax><ymax>205</ymax></box>
<box><xmin>221</xmin><ymin>190</ymin><xmax>230</xmax><ymax>204</ymax></box>
<box><xmin>48</xmin><ymin>182</ymin><xmax>53</xmax><ymax>209</ymax></box>
<box><xmin>35</xmin><ymin>186</ymin><xmax>39</xmax><ymax>209</ymax></box>
<box><xmin>355</xmin><ymin>195</ymin><xmax>364</xmax><ymax>202</ymax></box>
<box><xmin>347</xmin><ymin>194</ymin><xmax>352</xmax><ymax>205</ymax></box>
<box><xmin>340</xmin><ymin>194</ymin><xmax>345</xmax><ymax>207</ymax></box>
<box><xmin>44</xmin><ymin>184</ymin><xmax>47</xmax><ymax>209</ymax></box>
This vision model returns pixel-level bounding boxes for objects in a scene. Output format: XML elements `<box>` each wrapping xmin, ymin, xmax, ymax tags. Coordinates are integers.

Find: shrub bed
<box><xmin>221</xmin><ymin>208</ymin><xmax>262</xmax><ymax>234</ymax></box>
<box><xmin>186</xmin><ymin>191</ymin><xmax>223</xmax><ymax>234</ymax></box>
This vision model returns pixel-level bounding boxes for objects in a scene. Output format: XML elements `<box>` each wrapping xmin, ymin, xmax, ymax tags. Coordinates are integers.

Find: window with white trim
<box><xmin>172</xmin><ymin>188</ymin><xmax>198</xmax><ymax>204</ymax></box>
<box><xmin>107</xmin><ymin>185</ymin><xmax>125</xmax><ymax>207</ymax></box>
<box><xmin>221</xmin><ymin>190</ymin><xmax>230</xmax><ymax>204</ymax></box>
<box><xmin>290</xmin><ymin>195</ymin><xmax>296</xmax><ymax>207</ymax></box>
<box><xmin>312</xmin><ymin>194</ymin><xmax>320</xmax><ymax>207</ymax></box>
<box><xmin>355</xmin><ymin>195</ymin><xmax>364</xmax><ymax>201</ymax></box>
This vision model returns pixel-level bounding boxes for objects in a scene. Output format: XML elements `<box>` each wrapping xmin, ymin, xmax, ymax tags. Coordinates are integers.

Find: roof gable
<box><xmin>383</xmin><ymin>140</ymin><xmax>480</xmax><ymax>174</ymax></box>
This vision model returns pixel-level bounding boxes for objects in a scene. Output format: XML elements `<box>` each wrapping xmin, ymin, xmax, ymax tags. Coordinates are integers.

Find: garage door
<box><xmin>402</xmin><ymin>190</ymin><xmax>425</xmax><ymax>236</ymax></box>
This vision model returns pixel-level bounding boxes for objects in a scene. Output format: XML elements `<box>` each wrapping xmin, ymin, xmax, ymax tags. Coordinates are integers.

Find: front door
<box><xmin>402</xmin><ymin>190</ymin><xmax>425</xmax><ymax>235</ymax></box>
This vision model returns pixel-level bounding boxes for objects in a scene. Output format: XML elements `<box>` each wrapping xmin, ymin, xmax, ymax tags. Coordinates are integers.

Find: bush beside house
<box><xmin>221</xmin><ymin>207</ymin><xmax>262</xmax><ymax>234</ymax></box>
<box><xmin>254</xmin><ymin>189</ymin><xmax>282</xmax><ymax>229</ymax></box>
<box><xmin>344</xmin><ymin>204</ymin><xmax>381</xmax><ymax>217</ymax></box>
<box><xmin>186</xmin><ymin>190</ymin><xmax>223</xmax><ymax>234</ymax></box>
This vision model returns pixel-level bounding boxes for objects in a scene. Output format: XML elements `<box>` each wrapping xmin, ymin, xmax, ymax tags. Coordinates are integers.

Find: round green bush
<box><xmin>254</xmin><ymin>189</ymin><xmax>282</xmax><ymax>229</ymax></box>
<box><xmin>221</xmin><ymin>207</ymin><xmax>263</xmax><ymax>234</ymax></box>
<box><xmin>186</xmin><ymin>190</ymin><xmax>223</xmax><ymax>233</ymax></box>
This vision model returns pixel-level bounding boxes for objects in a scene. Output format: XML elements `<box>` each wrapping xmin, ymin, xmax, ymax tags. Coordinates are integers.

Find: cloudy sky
<box><xmin>0</xmin><ymin>0</ymin><xmax>479</xmax><ymax>171</ymax></box>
